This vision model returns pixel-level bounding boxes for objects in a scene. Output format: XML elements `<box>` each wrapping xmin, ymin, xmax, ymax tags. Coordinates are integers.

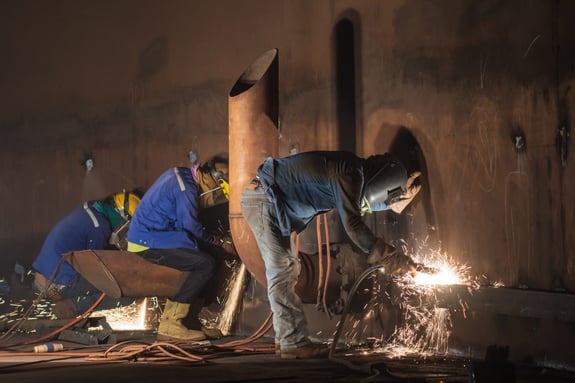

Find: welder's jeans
<box><xmin>241</xmin><ymin>188</ymin><xmax>309</xmax><ymax>350</ymax></box>
<box><xmin>137</xmin><ymin>247</ymin><xmax>216</xmax><ymax>304</ymax></box>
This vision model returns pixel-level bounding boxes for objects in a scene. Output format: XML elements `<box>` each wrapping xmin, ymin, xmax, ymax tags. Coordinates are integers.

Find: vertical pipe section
<box><xmin>228</xmin><ymin>49</ymin><xmax>279</xmax><ymax>286</ymax></box>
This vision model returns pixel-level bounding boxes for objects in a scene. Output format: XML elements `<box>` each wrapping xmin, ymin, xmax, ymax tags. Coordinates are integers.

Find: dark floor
<box><xmin>1</xmin><ymin>330</ymin><xmax>575</xmax><ymax>383</ymax></box>
<box><xmin>3</xmin><ymin>276</ymin><xmax>575</xmax><ymax>382</ymax></box>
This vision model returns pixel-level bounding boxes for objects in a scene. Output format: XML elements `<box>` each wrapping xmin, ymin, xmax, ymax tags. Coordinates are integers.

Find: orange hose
<box><xmin>0</xmin><ymin>293</ymin><xmax>107</xmax><ymax>349</ymax></box>
<box><xmin>0</xmin><ymin>351</ymin><xmax>94</xmax><ymax>358</ymax></box>
<box><xmin>316</xmin><ymin>216</ymin><xmax>324</xmax><ymax>308</ymax></box>
<box><xmin>215</xmin><ymin>311</ymin><xmax>273</xmax><ymax>349</ymax></box>
<box><xmin>322</xmin><ymin>214</ymin><xmax>332</xmax><ymax>318</ymax></box>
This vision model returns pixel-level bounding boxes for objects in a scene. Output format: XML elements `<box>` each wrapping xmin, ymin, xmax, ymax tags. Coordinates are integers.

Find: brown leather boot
<box><xmin>52</xmin><ymin>298</ymin><xmax>77</xmax><ymax>319</ymax></box>
<box><xmin>280</xmin><ymin>341</ymin><xmax>329</xmax><ymax>359</ymax></box>
<box><xmin>182</xmin><ymin>298</ymin><xmax>223</xmax><ymax>340</ymax></box>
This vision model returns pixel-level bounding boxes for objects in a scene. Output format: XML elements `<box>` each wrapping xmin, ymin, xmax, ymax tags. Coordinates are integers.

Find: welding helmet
<box><xmin>363</xmin><ymin>160</ymin><xmax>408</xmax><ymax>212</ymax></box>
<box><xmin>113</xmin><ymin>191</ymin><xmax>141</xmax><ymax>221</ymax></box>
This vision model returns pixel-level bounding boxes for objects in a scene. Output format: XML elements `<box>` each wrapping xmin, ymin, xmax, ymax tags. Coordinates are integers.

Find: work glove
<box><xmin>388</xmin><ymin>171</ymin><xmax>422</xmax><ymax>214</ymax></box>
<box><xmin>367</xmin><ymin>238</ymin><xmax>417</xmax><ymax>276</ymax></box>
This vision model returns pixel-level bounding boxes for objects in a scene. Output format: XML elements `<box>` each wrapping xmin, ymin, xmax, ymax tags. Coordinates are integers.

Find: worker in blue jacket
<box><xmin>32</xmin><ymin>191</ymin><xmax>142</xmax><ymax>318</ymax></box>
<box><xmin>241</xmin><ymin>151</ymin><xmax>422</xmax><ymax>359</ymax></box>
<box><xmin>127</xmin><ymin>162</ymin><xmax>230</xmax><ymax>342</ymax></box>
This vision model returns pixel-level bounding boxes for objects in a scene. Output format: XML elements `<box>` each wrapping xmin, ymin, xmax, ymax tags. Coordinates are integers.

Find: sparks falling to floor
<box><xmin>335</xmin><ymin>241</ymin><xmax>487</xmax><ymax>360</ymax></box>
<box><xmin>214</xmin><ymin>263</ymin><xmax>247</xmax><ymax>336</ymax></box>
<box><xmin>89</xmin><ymin>297</ymin><xmax>160</xmax><ymax>331</ymax></box>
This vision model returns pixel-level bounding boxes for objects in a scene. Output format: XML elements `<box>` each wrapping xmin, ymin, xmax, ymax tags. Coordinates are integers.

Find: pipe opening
<box><xmin>230</xmin><ymin>48</ymin><xmax>278</xmax><ymax>97</ymax></box>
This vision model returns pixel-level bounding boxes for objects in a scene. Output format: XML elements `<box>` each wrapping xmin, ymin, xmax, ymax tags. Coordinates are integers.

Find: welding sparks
<box><xmin>90</xmin><ymin>297</ymin><xmax>159</xmax><ymax>331</ymax></box>
<box><xmin>215</xmin><ymin>263</ymin><xmax>246</xmax><ymax>336</ymax></box>
<box><xmin>335</xmin><ymin>241</ymin><xmax>482</xmax><ymax>360</ymax></box>
<box><xmin>381</xmin><ymin>246</ymin><xmax>478</xmax><ymax>357</ymax></box>
<box><xmin>412</xmin><ymin>261</ymin><xmax>470</xmax><ymax>287</ymax></box>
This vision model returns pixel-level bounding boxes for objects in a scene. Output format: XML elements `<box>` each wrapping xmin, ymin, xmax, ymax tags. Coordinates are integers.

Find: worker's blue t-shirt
<box><xmin>32</xmin><ymin>203</ymin><xmax>112</xmax><ymax>286</ymax></box>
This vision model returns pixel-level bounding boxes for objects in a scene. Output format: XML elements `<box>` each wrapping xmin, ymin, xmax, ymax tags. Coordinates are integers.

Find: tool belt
<box><xmin>33</xmin><ymin>272</ymin><xmax>66</xmax><ymax>301</ymax></box>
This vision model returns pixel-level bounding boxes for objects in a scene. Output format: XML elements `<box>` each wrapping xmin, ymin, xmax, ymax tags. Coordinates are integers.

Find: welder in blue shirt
<box><xmin>240</xmin><ymin>151</ymin><xmax>422</xmax><ymax>359</ymax></box>
<box><xmin>127</xmin><ymin>162</ymin><xmax>230</xmax><ymax>342</ymax></box>
<box><xmin>32</xmin><ymin>191</ymin><xmax>142</xmax><ymax>318</ymax></box>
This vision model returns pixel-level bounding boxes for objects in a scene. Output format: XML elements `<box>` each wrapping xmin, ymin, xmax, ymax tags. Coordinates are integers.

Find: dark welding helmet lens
<box><xmin>364</xmin><ymin>161</ymin><xmax>408</xmax><ymax>212</ymax></box>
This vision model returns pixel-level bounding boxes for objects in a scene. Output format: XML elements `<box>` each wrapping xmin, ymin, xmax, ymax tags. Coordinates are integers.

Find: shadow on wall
<box><xmin>333</xmin><ymin>10</ymin><xmax>362</xmax><ymax>153</ymax></box>
<box><xmin>381</xmin><ymin>126</ymin><xmax>441</xmax><ymax>252</ymax></box>
<box><xmin>0</xmin><ymin>234</ymin><xmax>46</xmax><ymax>289</ymax></box>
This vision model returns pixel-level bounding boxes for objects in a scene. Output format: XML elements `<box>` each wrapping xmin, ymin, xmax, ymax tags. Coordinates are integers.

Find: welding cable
<box><xmin>294</xmin><ymin>231</ymin><xmax>300</xmax><ymax>255</ymax></box>
<box><xmin>322</xmin><ymin>213</ymin><xmax>332</xmax><ymax>319</ymax></box>
<box><xmin>86</xmin><ymin>340</ymin><xmax>206</xmax><ymax>363</ymax></box>
<box><xmin>0</xmin><ymin>350</ymin><xmax>95</xmax><ymax>360</ymax></box>
<box><xmin>315</xmin><ymin>214</ymin><xmax>332</xmax><ymax>317</ymax></box>
<box><xmin>0</xmin><ymin>256</ymin><xmax>69</xmax><ymax>344</ymax></box>
<box><xmin>328</xmin><ymin>265</ymin><xmax>386</xmax><ymax>372</ymax></box>
<box><xmin>316</xmin><ymin>215</ymin><xmax>325</xmax><ymax>311</ymax></box>
<box><xmin>327</xmin><ymin>265</ymin><xmax>417</xmax><ymax>382</ymax></box>
<box><xmin>214</xmin><ymin>310</ymin><xmax>273</xmax><ymax>350</ymax></box>
<box><xmin>0</xmin><ymin>293</ymin><xmax>106</xmax><ymax>349</ymax></box>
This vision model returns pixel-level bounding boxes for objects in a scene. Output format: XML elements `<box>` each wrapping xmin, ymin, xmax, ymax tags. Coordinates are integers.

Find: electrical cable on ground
<box><xmin>315</xmin><ymin>214</ymin><xmax>333</xmax><ymax>318</ymax></box>
<box><xmin>328</xmin><ymin>264</ymin><xmax>387</xmax><ymax>374</ymax></box>
<box><xmin>0</xmin><ymin>293</ymin><xmax>106</xmax><ymax>350</ymax></box>
<box><xmin>0</xmin><ymin>257</ymin><xmax>67</xmax><ymax>344</ymax></box>
<box><xmin>327</xmin><ymin>265</ymin><xmax>469</xmax><ymax>382</ymax></box>
<box><xmin>0</xmin><ymin>251</ymin><xmax>276</xmax><ymax>365</ymax></box>
<box><xmin>322</xmin><ymin>213</ymin><xmax>332</xmax><ymax>319</ymax></box>
<box><xmin>0</xmin><ymin>255</ymin><xmax>107</xmax><ymax>349</ymax></box>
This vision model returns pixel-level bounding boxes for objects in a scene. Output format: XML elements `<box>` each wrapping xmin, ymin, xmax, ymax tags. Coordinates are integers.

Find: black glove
<box><xmin>367</xmin><ymin>238</ymin><xmax>417</xmax><ymax>276</ymax></box>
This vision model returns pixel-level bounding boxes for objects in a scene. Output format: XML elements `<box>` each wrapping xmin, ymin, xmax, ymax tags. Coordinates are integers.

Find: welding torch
<box><xmin>415</xmin><ymin>263</ymin><xmax>440</xmax><ymax>275</ymax></box>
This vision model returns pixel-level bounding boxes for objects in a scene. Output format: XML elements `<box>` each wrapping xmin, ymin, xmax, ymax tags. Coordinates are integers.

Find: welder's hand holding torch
<box><xmin>414</xmin><ymin>263</ymin><xmax>440</xmax><ymax>274</ymax></box>
<box><xmin>367</xmin><ymin>238</ymin><xmax>417</xmax><ymax>276</ymax></box>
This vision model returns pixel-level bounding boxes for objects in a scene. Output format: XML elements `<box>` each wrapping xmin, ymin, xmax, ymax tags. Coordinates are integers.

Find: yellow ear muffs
<box><xmin>218</xmin><ymin>178</ymin><xmax>230</xmax><ymax>200</ymax></box>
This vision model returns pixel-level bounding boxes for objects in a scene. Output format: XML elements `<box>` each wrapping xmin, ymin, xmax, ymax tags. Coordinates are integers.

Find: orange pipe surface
<box><xmin>64</xmin><ymin>250</ymin><xmax>188</xmax><ymax>298</ymax></box>
<box><xmin>228</xmin><ymin>48</ymin><xmax>279</xmax><ymax>287</ymax></box>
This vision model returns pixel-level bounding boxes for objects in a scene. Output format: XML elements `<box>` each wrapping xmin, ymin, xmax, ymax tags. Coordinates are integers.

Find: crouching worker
<box><xmin>32</xmin><ymin>191</ymin><xmax>142</xmax><ymax>318</ymax></box>
<box><xmin>241</xmin><ymin>151</ymin><xmax>421</xmax><ymax>358</ymax></box>
<box><xmin>127</xmin><ymin>162</ymin><xmax>229</xmax><ymax>342</ymax></box>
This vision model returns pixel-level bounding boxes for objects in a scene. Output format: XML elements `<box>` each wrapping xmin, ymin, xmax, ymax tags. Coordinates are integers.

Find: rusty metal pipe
<box><xmin>228</xmin><ymin>48</ymin><xmax>279</xmax><ymax>287</ymax></box>
<box><xmin>64</xmin><ymin>250</ymin><xmax>188</xmax><ymax>298</ymax></box>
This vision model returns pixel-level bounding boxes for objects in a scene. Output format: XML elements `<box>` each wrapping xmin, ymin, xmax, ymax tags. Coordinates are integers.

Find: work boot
<box><xmin>201</xmin><ymin>326</ymin><xmax>223</xmax><ymax>340</ymax></box>
<box><xmin>52</xmin><ymin>298</ymin><xmax>77</xmax><ymax>319</ymax></box>
<box><xmin>182</xmin><ymin>298</ymin><xmax>224</xmax><ymax>340</ymax></box>
<box><xmin>157</xmin><ymin>299</ymin><xmax>206</xmax><ymax>341</ymax></box>
<box><xmin>280</xmin><ymin>340</ymin><xmax>329</xmax><ymax>359</ymax></box>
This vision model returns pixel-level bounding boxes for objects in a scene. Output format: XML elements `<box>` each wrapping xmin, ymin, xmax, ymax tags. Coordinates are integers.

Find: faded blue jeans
<box><xmin>241</xmin><ymin>188</ymin><xmax>310</xmax><ymax>350</ymax></box>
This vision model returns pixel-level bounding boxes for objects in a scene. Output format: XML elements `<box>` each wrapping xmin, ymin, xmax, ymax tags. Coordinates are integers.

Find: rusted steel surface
<box><xmin>64</xmin><ymin>250</ymin><xmax>188</xmax><ymax>298</ymax></box>
<box><xmin>433</xmin><ymin>285</ymin><xmax>575</xmax><ymax>321</ymax></box>
<box><xmin>228</xmin><ymin>48</ymin><xmax>279</xmax><ymax>287</ymax></box>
